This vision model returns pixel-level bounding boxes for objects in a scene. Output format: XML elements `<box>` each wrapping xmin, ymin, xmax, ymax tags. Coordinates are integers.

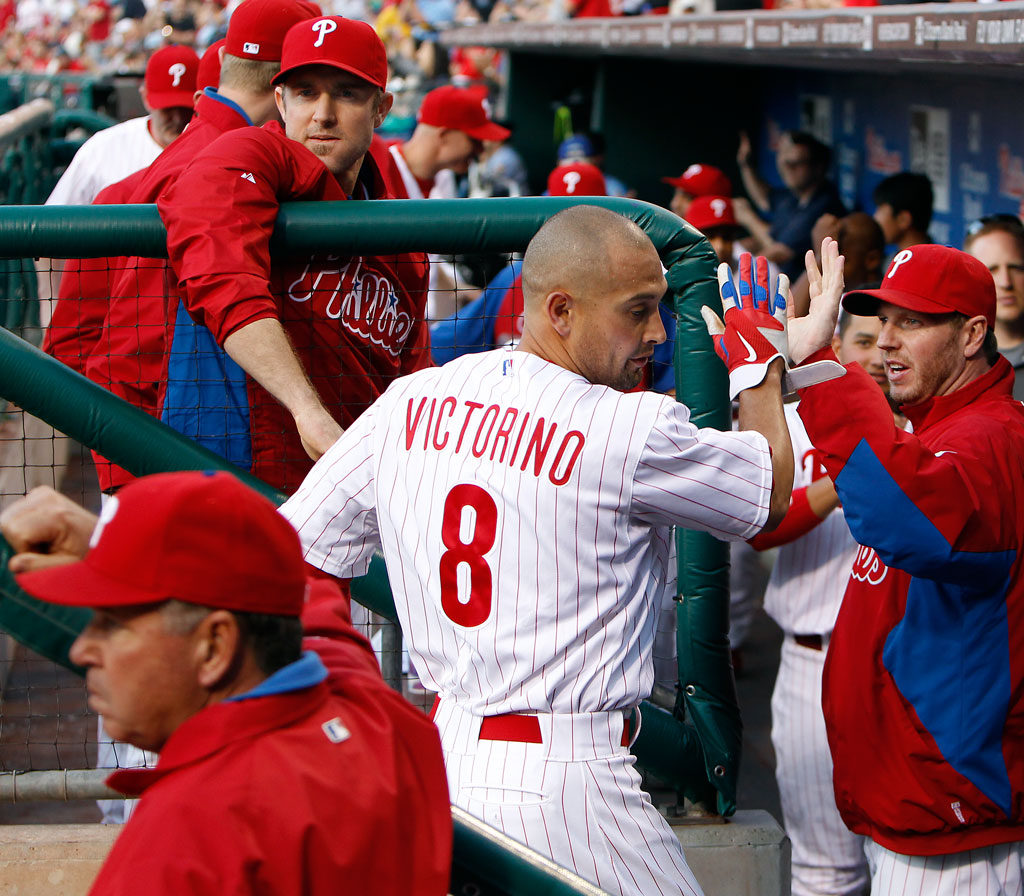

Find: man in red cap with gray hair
<box><xmin>786</xmin><ymin>239</ymin><xmax>1024</xmax><ymax>895</ymax></box>
<box><xmin>43</xmin><ymin>0</ymin><xmax>327</xmax><ymax>827</ymax></box>
<box><xmin>0</xmin><ymin>472</ymin><xmax>451</xmax><ymax>894</ymax></box>
<box><xmin>155</xmin><ymin>16</ymin><xmax>430</xmax><ymax>495</ymax></box>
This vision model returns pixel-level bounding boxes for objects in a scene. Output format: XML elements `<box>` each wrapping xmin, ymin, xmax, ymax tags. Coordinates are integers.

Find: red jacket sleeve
<box><xmin>158</xmin><ymin>128</ymin><xmax>331</xmax><ymax>345</ymax></box>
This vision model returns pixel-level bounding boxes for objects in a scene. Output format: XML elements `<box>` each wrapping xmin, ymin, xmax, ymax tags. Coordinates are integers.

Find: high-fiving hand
<box><xmin>788</xmin><ymin>236</ymin><xmax>846</xmax><ymax>365</ymax></box>
<box><xmin>702</xmin><ymin>248</ymin><xmax>847</xmax><ymax>398</ymax></box>
<box><xmin>701</xmin><ymin>254</ymin><xmax>788</xmax><ymax>400</ymax></box>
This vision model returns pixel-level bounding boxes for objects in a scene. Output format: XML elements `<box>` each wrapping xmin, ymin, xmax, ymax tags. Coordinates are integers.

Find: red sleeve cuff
<box><xmin>748</xmin><ymin>485</ymin><xmax>824</xmax><ymax>550</ymax></box>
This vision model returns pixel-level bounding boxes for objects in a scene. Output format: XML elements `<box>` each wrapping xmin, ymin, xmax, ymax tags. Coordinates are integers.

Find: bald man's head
<box><xmin>517</xmin><ymin>205</ymin><xmax>667</xmax><ymax>391</ymax></box>
<box><xmin>521</xmin><ymin>206</ymin><xmax>656</xmax><ymax>311</ymax></box>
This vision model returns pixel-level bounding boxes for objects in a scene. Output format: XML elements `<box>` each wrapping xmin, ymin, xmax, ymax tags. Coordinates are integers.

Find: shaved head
<box><xmin>516</xmin><ymin>204</ymin><xmax>667</xmax><ymax>391</ymax></box>
<box><xmin>522</xmin><ymin>205</ymin><xmax>657</xmax><ymax>311</ymax></box>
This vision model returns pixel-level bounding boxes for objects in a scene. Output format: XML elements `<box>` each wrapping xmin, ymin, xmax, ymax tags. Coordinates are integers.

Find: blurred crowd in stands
<box><xmin>0</xmin><ymin>0</ymin><xmax>955</xmax><ymax>82</ymax></box>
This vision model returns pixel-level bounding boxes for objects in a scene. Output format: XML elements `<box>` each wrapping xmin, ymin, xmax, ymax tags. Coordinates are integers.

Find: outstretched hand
<box><xmin>788</xmin><ymin>237</ymin><xmax>846</xmax><ymax>365</ymax></box>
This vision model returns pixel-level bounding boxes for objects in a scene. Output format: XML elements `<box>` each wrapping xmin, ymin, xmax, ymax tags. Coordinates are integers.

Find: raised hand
<box><xmin>788</xmin><ymin>236</ymin><xmax>846</xmax><ymax>366</ymax></box>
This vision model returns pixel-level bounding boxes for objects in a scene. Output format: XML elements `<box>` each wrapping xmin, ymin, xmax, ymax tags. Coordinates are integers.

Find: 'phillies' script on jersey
<box><xmin>287</xmin><ymin>255</ymin><xmax>413</xmax><ymax>359</ymax></box>
<box><xmin>404</xmin><ymin>395</ymin><xmax>586</xmax><ymax>486</ymax></box>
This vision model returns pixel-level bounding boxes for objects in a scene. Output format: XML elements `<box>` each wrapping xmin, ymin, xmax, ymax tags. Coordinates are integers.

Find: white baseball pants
<box><xmin>865</xmin><ymin>839</ymin><xmax>1023</xmax><ymax>895</ymax></box>
<box><xmin>771</xmin><ymin>636</ymin><xmax>869</xmax><ymax>896</ymax></box>
<box><xmin>433</xmin><ymin>700</ymin><xmax>704</xmax><ymax>896</ymax></box>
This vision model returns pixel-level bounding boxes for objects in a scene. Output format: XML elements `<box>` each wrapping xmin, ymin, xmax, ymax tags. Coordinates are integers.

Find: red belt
<box><xmin>431</xmin><ymin>699</ymin><xmax>633</xmax><ymax>746</ymax></box>
<box><xmin>794</xmin><ymin>633</ymin><xmax>825</xmax><ymax>651</ymax></box>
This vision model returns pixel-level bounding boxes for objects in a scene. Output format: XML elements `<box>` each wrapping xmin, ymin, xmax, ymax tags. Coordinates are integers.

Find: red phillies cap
<box><xmin>15</xmin><ymin>472</ymin><xmax>308</xmax><ymax>617</ymax></box>
<box><xmin>843</xmin><ymin>244</ymin><xmax>997</xmax><ymax>329</ymax></box>
<box><xmin>417</xmin><ymin>85</ymin><xmax>510</xmax><ymax>142</ymax></box>
<box><xmin>662</xmin><ymin>163</ymin><xmax>732</xmax><ymax>198</ymax></box>
<box><xmin>144</xmin><ymin>45</ymin><xmax>199</xmax><ymax>110</ymax></box>
<box><xmin>225</xmin><ymin>0</ymin><xmax>323</xmax><ymax>63</ymax></box>
<box><xmin>685</xmin><ymin>194</ymin><xmax>746</xmax><ymax>236</ymax></box>
<box><xmin>271</xmin><ymin>16</ymin><xmax>388</xmax><ymax>89</ymax></box>
<box><xmin>547</xmin><ymin>161</ymin><xmax>605</xmax><ymax>196</ymax></box>
<box><xmin>196</xmin><ymin>38</ymin><xmax>225</xmax><ymax>93</ymax></box>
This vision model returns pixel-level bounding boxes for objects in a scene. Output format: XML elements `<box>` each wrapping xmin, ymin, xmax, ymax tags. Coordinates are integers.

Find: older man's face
<box><xmin>69</xmin><ymin>603</ymin><xmax>208</xmax><ymax>753</ymax></box>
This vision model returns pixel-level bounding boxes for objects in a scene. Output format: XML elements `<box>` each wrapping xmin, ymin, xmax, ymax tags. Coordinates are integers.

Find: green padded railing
<box><xmin>0</xmin><ymin>197</ymin><xmax>739</xmax><ymax>817</ymax></box>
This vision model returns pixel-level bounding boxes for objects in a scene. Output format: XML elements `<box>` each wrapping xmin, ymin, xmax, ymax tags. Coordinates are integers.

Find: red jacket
<box><xmin>83</xmin><ymin>92</ymin><xmax>254</xmax><ymax>491</ymax></box>
<box><xmin>43</xmin><ymin>172</ymin><xmax>141</xmax><ymax>376</ymax></box>
<box><xmin>90</xmin><ymin>579</ymin><xmax>452</xmax><ymax>894</ymax></box>
<box><xmin>799</xmin><ymin>351</ymin><xmax>1024</xmax><ymax>855</ymax></box>
<box><xmin>158</xmin><ymin>122</ymin><xmax>430</xmax><ymax>494</ymax></box>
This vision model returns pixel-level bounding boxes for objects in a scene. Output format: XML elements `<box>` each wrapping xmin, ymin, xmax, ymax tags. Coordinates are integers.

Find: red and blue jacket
<box><xmin>798</xmin><ymin>350</ymin><xmax>1024</xmax><ymax>855</ymax></box>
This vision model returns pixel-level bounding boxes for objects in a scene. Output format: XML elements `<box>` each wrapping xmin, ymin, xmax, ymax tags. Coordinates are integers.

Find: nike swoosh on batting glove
<box><xmin>702</xmin><ymin>255</ymin><xmax>846</xmax><ymax>397</ymax></box>
<box><xmin>701</xmin><ymin>255</ymin><xmax>787</xmax><ymax>399</ymax></box>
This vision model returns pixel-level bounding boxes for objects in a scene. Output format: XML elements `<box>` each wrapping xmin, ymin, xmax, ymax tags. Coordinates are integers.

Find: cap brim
<box><xmin>841</xmin><ymin>286</ymin><xmax>956</xmax><ymax>317</ymax></box>
<box><xmin>464</xmin><ymin>121</ymin><xmax>511</xmax><ymax>142</ymax></box>
<box><xmin>271</xmin><ymin>60</ymin><xmax>384</xmax><ymax>89</ymax></box>
<box><xmin>145</xmin><ymin>90</ymin><xmax>196</xmax><ymax>110</ymax></box>
<box><xmin>16</xmin><ymin>561</ymin><xmax>166</xmax><ymax>609</ymax></box>
<box><xmin>661</xmin><ymin>177</ymin><xmax>686</xmax><ymax>188</ymax></box>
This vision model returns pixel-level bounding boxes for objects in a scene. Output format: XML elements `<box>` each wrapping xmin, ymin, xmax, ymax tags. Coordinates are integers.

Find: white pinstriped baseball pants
<box><xmin>865</xmin><ymin>839</ymin><xmax>1024</xmax><ymax>895</ymax></box>
<box><xmin>771</xmin><ymin>637</ymin><xmax>869</xmax><ymax>896</ymax></box>
<box><xmin>433</xmin><ymin>700</ymin><xmax>704</xmax><ymax>896</ymax></box>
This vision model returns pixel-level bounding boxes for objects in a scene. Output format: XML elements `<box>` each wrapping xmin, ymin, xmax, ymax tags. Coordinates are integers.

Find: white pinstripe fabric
<box><xmin>282</xmin><ymin>348</ymin><xmax>772</xmax><ymax>895</ymax></box>
<box><xmin>283</xmin><ymin>349</ymin><xmax>772</xmax><ymax>716</ymax></box>
<box><xmin>865</xmin><ymin>839</ymin><xmax>1024</xmax><ymax>896</ymax></box>
<box><xmin>435</xmin><ymin>701</ymin><xmax>704</xmax><ymax>896</ymax></box>
<box><xmin>761</xmin><ymin>402</ymin><xmax>867</xmax><ymax>894</ymax></box>
<box><xmin>46</xmin><ymin>116</ymin><xmax>161</xmax><ymax>206</ymax></box>
<box><xmin>763</xmin><ymin>404</ymin><xmax>856</xmax><ymax>636</ymax></box>
<box><xmin>772</xmin><ymin>639</ymin><xmax>868</xmax><ymax>895</ymax></box>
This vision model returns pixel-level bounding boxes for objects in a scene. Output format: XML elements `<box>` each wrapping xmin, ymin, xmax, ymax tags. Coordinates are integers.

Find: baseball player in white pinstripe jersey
<box><xmin>45</xmin><ymin>45</ymin><xmax>199</xmax><ymax>207</ymax></box>
<box><xmin>751</xmin><ymin>311</ymin><xmax>892</xmax><ymax>896</ymax></box>
<box><xmin>281</xmin><ymin>207</ymin><xmax>812</xmax><ymax>895</ymax></box>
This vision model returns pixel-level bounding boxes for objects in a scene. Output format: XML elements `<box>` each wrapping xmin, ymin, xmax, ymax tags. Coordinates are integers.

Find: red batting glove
<box><xmin>701</xmin><ymin>255</ymin><xmax>787</xmax><ymax>399</ymax></box>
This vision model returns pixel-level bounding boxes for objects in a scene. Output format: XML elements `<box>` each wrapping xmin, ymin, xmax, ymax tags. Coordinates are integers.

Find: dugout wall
<box><xmin>0</xmin><ymin>196</ymin><xmax>740</xmax><ymax>825</ymax></box>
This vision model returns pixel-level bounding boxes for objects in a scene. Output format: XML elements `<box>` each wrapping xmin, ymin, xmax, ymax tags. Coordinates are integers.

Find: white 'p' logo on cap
<box><xmin>711</xmin><ymin>198</ymin><xmax>727</xmax><ymax>218</ymax></box>
<box><xmin>312</xmin><ymin>18</ymin><xmax>337</xmax><ymax>47</ymax></box>
<box><xmin>888</xmin><ymin>248</ymin><xmax>914</xmax><ymax>278</ymax></box>
<box><xmin>562</xmin><ymin>171</ymin><xmax>581</xmax><ymax>193</ymax></box>
<box><xmin>169</xmin><ymin>62</ymin><xmax>186</xmax><ymax>87</ymax></box>
<box><xmin>89</xmin><ymin>495</ymin><xmax>120</xmax><ymax>549</ymax></box>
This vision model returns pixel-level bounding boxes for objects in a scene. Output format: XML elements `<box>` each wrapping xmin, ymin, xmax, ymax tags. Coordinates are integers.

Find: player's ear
<box><xmin>374</xmin><ymin>91</ymin><xmax>394</xmax><ymax>128</ymax></box>
<box><xmin>274</xmin><ymin>85</ymin><xmax>286</xmax><ymax>121</ymax></box>
<box><xmin>961</xmin><ymin>314</ymin><xmax>988</xmax><ymax>360</ymax></box>
<box><xmin>546</xmin><ymin>290</ymin><xmax>574</xmax><ymax>337</ymax></box>
<box><xmin>193</xmin><ymin>609</ymin><xmax>245</xmax><ymax>690</ymax></box>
